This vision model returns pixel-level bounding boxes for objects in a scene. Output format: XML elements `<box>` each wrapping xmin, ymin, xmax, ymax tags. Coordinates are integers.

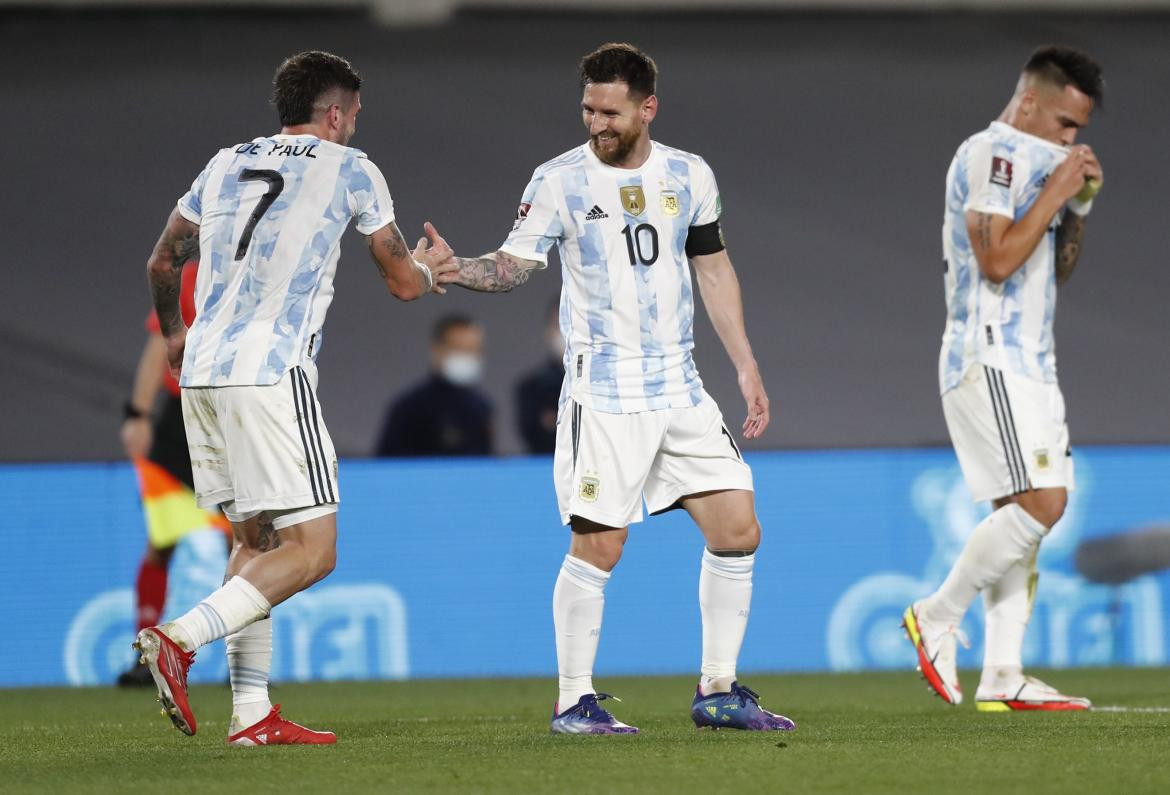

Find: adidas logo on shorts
<box><xmin>584</xmin><ymin>205</ymin><xmax>609</xmax><ymax>221</ymax></box>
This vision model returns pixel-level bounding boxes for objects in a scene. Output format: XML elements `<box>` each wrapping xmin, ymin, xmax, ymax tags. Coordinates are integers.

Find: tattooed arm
<box><xmin>1054</xmin><ymin>211</ymin><xmax>1086</xmax><ymax>286</ymax></box>
<box><xmin>146</xmin><ymin>208</ymin><xmax>200</xmax><ymax>379</ymax></box>
<box><xmin>964</xmin><ymin>146</ymin><xmax>1094</xmax><ymax>285</ymax></box>
<box><xmin>367</xmin><ymin>221</ymin><xmax>456</xmax><ymax>301</ymax></box>
<box><xmin>449</xmin><ymin>250</ymin><xmax>543</xmax><ymax>293</ymax></box>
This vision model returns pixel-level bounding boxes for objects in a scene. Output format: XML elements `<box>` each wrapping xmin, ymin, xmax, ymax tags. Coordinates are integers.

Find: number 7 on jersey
<box><xmin>234</xmin><ymin>168</ymin><xmax>284</xmax><ymax>261</ymax></box>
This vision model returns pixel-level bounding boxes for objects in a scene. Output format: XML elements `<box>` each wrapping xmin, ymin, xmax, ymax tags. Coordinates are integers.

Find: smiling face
<box><xmin>581</xmin><ymin>81</ymin><xmax>657</xmax><ymax>167</ymax></box>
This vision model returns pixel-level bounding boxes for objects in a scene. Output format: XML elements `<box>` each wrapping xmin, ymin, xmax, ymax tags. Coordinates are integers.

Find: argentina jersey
<box><xmin>176</xmin><ymin>134</ymin><xmax>395</xmax><ymax>387</ymax></box>
<box><xmin>500</xmin><ymin>141</ymin><xmax>721</xmax><ymax>414</ymax></box>
<box><xmin>940</xmin><ymin>121</ymin><xmax>1069</xmax><ymax>394</ymax></box>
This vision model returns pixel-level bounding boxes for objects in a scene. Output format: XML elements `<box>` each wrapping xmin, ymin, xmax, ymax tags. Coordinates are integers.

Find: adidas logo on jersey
<box><xmin>584</xmin><ymin>205</ymin><xmax>609</xmax><ymax>221</ymax></box>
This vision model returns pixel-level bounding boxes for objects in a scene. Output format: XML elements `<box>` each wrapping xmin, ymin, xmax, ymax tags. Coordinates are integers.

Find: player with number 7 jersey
<box><xmin>134</xmin><ymin>50</ymin><xmax>456</xmax><ymax>745</ymax></box>
<box><xmin>428</xmin><ymin>43</ymin><xmax>792</xmax><ymax>734</ymax></box>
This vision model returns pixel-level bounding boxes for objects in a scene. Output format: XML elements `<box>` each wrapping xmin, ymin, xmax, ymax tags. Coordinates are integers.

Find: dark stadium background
<box><xmin>1</xmin><ymin>6</ymin><xmax>1166</xmax><ymax>460</ymax></box>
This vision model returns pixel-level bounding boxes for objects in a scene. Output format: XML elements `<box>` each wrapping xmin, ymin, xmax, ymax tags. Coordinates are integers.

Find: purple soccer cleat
<box><xmin>550</xmin><ymin>693</ymin><xmax>640</xmax><ymax>735</ymax></box>
<box><xmin>691</xmin><ymin>681</ymin><xmax>796</xmax><ymax>731</ymax></box>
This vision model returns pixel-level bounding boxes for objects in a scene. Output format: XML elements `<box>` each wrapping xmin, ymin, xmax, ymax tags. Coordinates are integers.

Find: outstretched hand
<box><xmin>413</xmin><ymin>221</ymin><xmax>459</xmax><ymax>294</ymax></box>
<box><xmin>738</xmin><ymin>365</ymin><xmax>771</xmax><ymax>440</ymax></box>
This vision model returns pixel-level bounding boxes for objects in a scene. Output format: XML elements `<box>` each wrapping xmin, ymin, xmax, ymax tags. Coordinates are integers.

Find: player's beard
<box><xmin>590</xmin><ymin>126</ymin><xmax>641</xmax><ymax>166</ymax></box>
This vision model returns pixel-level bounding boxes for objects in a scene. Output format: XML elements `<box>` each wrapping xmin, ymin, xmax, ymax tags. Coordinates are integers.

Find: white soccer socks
<box><xmin>923</xmin><ymin>504</ymin><xmax>1047</xmax><ymax>627</ymax></box>
<box><xmin>227</xmin><ymin>616</ymin><xmax>274</xmax><ymax>732</ymax></box>
<box><xmin>698</xmin><ymin>548</ymin><xmax>755</xmax><ymax>696</ymax></box>
<box><xmin>553</xmin><ymin>554</ymin><xmax>610</xmax><ymax>711</ymax></box>
<box><xmin>979</xmin><ymin>548</ymin><xmax>1037</xmax><ymax>693</ymax></box>
<box><xmin>167</xmin><ymin>575</ymin><xmax>271</xmax><ymax>652</ymax></box>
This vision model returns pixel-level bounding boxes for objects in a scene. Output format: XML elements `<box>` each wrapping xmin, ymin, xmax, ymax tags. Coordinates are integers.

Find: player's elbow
<box><xmin>977</xmin><ymin>253</ymin><xmax>1014</xmax><ymax>285</ymax></box>
<box><xmin>385</xmin><ymin>275</ymin><xmax>423</xmax><ymax>302</ymax></box>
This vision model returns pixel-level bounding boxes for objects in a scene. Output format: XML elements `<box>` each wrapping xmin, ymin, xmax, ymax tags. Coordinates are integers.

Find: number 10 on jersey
<box><xmin>622</xmin><ymin>223</ymin><xmax>659</xmax><ymax>266</ymax></box>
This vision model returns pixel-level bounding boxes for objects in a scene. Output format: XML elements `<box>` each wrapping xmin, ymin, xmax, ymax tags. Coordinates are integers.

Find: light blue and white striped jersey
<box><xmin>500</xmin><ymin>141</ymin><xmax>721</xmax><ymax>414</ymax></box>
<box><xmin>176</xmin><ymin>134</ymin><xmax>395</xmax><ymax>387</ymax></box>
<box><xmin>940</xmin><ymin>121</ymin><xmax>1070</xmax><ymax>394</ymax></box>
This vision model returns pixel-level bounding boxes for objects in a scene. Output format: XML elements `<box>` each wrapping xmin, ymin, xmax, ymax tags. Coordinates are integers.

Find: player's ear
<box><xmin>642</xmin><ymin>95</ymin><xmax>658</xmax><ymax>124</ymax></box>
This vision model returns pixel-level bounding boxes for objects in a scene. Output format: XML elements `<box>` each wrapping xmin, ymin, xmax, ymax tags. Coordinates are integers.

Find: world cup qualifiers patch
<box><xmin>579</xmin><ymin>475</ymin><xmax>600</xmax><ymax>503</ymax></box>
<box><xmin>990</xmin><ymin>156</ymin><xmax>1013</xmax><ymax>188</ymax></box>
<box><xmin>512</xmin><ymin>202</ymin><xmax>531</xmax><ymax>231</ymax></box>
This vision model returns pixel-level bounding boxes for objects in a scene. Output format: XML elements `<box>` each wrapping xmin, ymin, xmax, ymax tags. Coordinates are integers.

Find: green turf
<box><xmin>1</xmin><ymin>668</ymin><xmax>1168</xmax><ymax>793</ymax></box>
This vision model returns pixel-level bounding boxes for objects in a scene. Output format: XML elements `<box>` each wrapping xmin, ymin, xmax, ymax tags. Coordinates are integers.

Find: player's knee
<box><xmin>1020</xmin><ymin>489</ymin><xmax>1067</xmax><ymax>530</ymax></box>
<box><xmin>569</xmin><ymin>521</ymin><xmax>627</xmax><ymax>572</ymax></box>
<box><xmin>706</xmin><ymin>517</ymin><xmax>761</xmax><ymax>554</ymax></box>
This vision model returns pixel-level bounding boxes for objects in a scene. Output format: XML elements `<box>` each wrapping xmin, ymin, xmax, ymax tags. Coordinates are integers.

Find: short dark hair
<box><xmin>271</xmin><ymin>50</ymin><xmax>362</xmax><ymax>126</ymax></box>
<box><xmin>579</xmin><ymin>43</ymin><xmax>657</xmax><ymax>99</ymax></box>
<box><xmin>432</xmin><ymin>313</ymin><xmax>479</xmax><ymax>343</ymax></box>
<box><xmin>1024</xmin><ymin>45</ymin><xmax>1104</xmax><ymax>107</ymax></box>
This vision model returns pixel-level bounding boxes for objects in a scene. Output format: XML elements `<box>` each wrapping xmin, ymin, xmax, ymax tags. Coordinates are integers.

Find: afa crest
<box><xmin>579</xmin><ymin>476</ymin><xmax>600</xmax><ymax>503</ymax></box>
<box><xmin>660</xmin><ymin>191</ymin><xmax>680</xmax><ymax>217</ymax></box>
<box><xmin>619</xmin><ymin>186</ymin><xmax>646</xmax><ymax>216</ymax></box>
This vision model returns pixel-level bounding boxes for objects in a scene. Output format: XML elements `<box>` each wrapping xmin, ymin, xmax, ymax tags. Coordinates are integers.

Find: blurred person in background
<box><xmin>117</xmin><ymin>259</ymin><xmax>230</xmax><ymax>687</ymax></box>
<box><xmin>375</xmin><ymin>314</ymin><xmax>494</xmax><ymax>457</ymax></box>
<box><xmin>515</xmin><ymin>298</ymin><xmax>564</xmax><ymax>454</ymax></box>
<box><xmin>903</xmin><ymin>46</ymin><xmax>1105</xmax><ymax>712</ymax></box>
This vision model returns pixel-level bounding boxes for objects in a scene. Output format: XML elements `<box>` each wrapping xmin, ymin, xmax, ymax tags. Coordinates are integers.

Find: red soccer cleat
<box><xmin>133</xmin><ymin>626</ymin><xmax>197</xmax><ymax>735</ymax></box>
<box><xmin>227</xmin><ymin>705</ymin><xmax>337</xmax><ymax>746</ymax></box>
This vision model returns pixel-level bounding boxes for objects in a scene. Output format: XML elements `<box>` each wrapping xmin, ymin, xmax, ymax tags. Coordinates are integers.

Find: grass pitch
<box><xmin>2</xmin><ymin>669</ymin><xmax>1168</xmax><ymax>793</ymax></box>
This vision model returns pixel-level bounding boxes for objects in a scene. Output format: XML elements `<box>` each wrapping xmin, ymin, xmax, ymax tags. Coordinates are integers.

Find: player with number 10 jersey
<box><xmin>431</xmin><ymin>42</ymin><xmax>793</xmax><ymax>735</ymax></box>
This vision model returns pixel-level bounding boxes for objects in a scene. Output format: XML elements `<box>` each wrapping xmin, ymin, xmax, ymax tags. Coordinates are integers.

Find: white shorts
<box><xmin>554</xmin><ymin>391</ymin><xmax>754</xmax><ymax>528</ymax></box>
<box><xmin>182</xmin><ymin>366</ymin><xmax>340</xmax><ymax>515</ymax></box>
<box><xmin>942</xmin><ymin>365</ymin><xmax>1075</xmax><ymax>503</ymax></box>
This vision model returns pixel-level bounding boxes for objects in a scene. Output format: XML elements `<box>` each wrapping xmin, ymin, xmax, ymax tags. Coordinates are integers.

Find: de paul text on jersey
<box><xmin>235</xmin><ymin>141</ymin><xmax>318</xmax><ymax>158</ymax></box>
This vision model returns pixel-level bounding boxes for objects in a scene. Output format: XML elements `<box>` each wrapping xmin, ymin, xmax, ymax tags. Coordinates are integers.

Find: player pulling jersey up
<box><xmin>422</xmin><ymin>43</ymin><xmax>794</xmax><ymax>734</ymax></box>
<box><xmin>135</xmin><ymin>50</ymin><xmax>455</xmax><ymax>744</ymax></box>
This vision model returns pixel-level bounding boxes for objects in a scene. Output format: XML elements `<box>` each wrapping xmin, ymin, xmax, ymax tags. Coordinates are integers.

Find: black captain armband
<box><xmin>685</xmin><ymin>220</ymin><xmax>725</xmax><ymax>257</ymax></box>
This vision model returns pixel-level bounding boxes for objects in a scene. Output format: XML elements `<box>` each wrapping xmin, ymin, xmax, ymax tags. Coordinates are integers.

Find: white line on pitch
<box><xmin>1093</xmin><ymin>705</ymin><xmax>1170</xmax><ymax>713</ymax></box>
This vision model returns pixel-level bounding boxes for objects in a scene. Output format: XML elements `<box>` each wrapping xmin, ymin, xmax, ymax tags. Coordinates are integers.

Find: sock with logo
<box><xmin>165</xmin><ymin>576</ymin><xmax>271</xmax><ymax>652</ymax></box>
<box><xmin>699</xmin><ymin>548</ymin><xmax>755</xmax><ymax>696</ymax></box>
<box><xmin>135</xmin><ymin>557</ymin><xmax>169</xmax><ymax>633</ymax></box>
<box><xmin>553</xmin><ymin>554</ymin><xmax>610</xmax><ymax>713</ymax></box>
<box><xmin>922</xmin><ymin>504</ymin><xmax>1047</xmax><ymax>627</ymax></box>
<box><xmin>979</xmin><ymin>547</ymin><xmax>1037</xmax><ymax>693</ymax></box>
<box><xmin>228</xmin><ymin>616</ymin><xmax>274</xmax><ymax>733</ymax></box>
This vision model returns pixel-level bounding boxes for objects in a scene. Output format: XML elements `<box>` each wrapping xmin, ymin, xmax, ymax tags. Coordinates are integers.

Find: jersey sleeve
<box><xmin>690</xmin><ymin>158</ymin><xmax>721</xmax><ymax>226</ymax></box>
<box><xmin>962</xmin><ymin>138</ymin><xmax>1016</xmax><ymax>220</ymax></box>
<box><xmin>176</xmin><ymin>154</ymin><xmax>217</xmax><ymax>225</ymax></box>
<box><xmin>498</xmin><ymin>169</ymin><xmax>563</xmax><ymax>265</ymax></box>
<box><xmin>350</xmin><ymin>158</ymin><xmax>397</xmax><ymax>235</ymax></box>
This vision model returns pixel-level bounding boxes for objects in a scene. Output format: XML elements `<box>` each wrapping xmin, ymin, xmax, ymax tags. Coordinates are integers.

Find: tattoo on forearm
<box><xmin>1055</xmin><ymin>212</ymin><xmax>1086</xmax><ymax>286</ymax></box>
<box><xmin>453</xmin><ymin>251</ymin><xmax>535</xmax><ymax>292</ymax></box>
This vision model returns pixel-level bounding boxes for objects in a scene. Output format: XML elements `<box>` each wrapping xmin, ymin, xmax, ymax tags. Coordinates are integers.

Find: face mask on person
<box><xmin>441</xmin><ymin>352</ymin><xmax>483</xmax><ymax>386</ymax></box>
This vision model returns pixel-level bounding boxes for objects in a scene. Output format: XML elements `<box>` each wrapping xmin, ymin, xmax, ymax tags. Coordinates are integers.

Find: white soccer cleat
<box><xmin>902</xmin><ymin>602</ymin><xmax>968</xmax><ymax>706</ymax></box>
<box><xmin>976</xmin><ymin>675</ymin><xmax>1092</xmax><ymax>712</ymax></box>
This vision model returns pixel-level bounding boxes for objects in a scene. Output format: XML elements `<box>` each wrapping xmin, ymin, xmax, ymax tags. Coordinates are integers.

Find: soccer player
<box><xmin>135</xmin><ymin>50</ymin><xmax>455</xmax><ymax>744</ymax></box>
<box><xmin>430</xmin><ymin>42</ymin><xmax>794</xmax><ymax>733</ymax></box>
<box><xmin>904</xmin><ymin>46</ymin><xmax>1104</xmax><ymax>711</ymax></box>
